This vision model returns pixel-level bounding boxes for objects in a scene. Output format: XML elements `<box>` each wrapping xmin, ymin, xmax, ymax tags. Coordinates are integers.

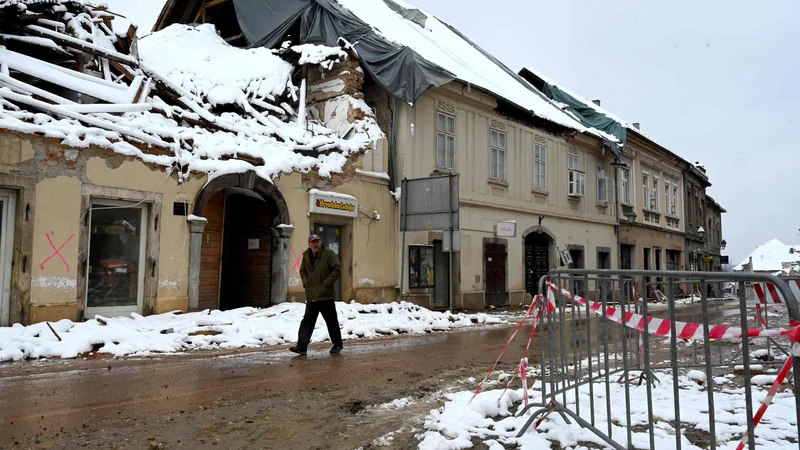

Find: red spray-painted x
<box><xmin>39</xmin><ymin>233</ymin><xmax>74</xmax><ymax>272</ymax></box>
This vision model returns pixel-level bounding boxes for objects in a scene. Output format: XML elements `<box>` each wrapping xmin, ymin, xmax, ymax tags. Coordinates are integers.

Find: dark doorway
<box><xmin>432</xmin><ymin>240</ymin><xmax>450</xmax><ymax>309</ymax></box>
<box><xmin>525</xmin><ymin>233</ymin><xmax>551</xmax><ymax>295</ymax></box>
<box><xmin>620</xmin><ymin>244</ymin><xmax>634</xmax><ymax>270</ymax></box>
<box><xmin>219</xmin><ymin>190</ymin><xmax>275</xmax><ymax>310</ymax></box>
<box><xmin>568</xmin><ymin>248</ymin><xmax>585</xmax><ymax>297</ymax></box>
<box><xmin>484</xmin><ymin>242</ymin><xmax>508</xmax><ymax>307</ymax></box>
<box><xmin>313</xmin><ymin>223</ymin><xmax>343</xmax><ymax>300</ymax></box>
<box><xmin>597</xmin><ymin>250</ymin><xmax>612</xmax><ymax>298</ymax></box>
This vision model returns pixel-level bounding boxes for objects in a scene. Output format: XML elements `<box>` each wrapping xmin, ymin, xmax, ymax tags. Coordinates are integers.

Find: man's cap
<box><xmin>308</xmin><ymin>234</ymin><xmax>321</xmax><ymax>242</ymax></box>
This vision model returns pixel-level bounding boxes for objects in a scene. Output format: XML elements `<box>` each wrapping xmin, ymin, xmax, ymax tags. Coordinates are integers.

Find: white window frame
<box><xmin>0</xmin><ymin>189</ymin><xmax>16</xmax><ymax>327</ymax></box>
<box><xmin>533</xmin><ymin>143</ymin><xmax>547</xmax><ymax>190</ymax></box>
<box><xmin>436</xmin><ymin>112</ymin><xmax>456</xmax><ymax>170</ymax></box>
<box><xmin>672</xmin><ymin>182</ymin><xmax>679</xmax><ymax>217</ymax></box>
<box><xmin>568</xmin><ymin>154</ymin><xmax>585</xmax><ymax>197</ymax></box>
<box><xmin>597</xmin><ymin>165</ymin><xmax>608</xmax><ymax>203</ymax></box>
<box><xmin>642</xmin><ymin>167</ymin><xmax>650</xmax><ymax>211</ymax></box>
<box><xmin>84</xmin><ymin>198</ymin><xmax>148</xmax><ymax>320</ymax></box>
<box><xmin>490</xmin><ymin>129</ymin><xmax>506</xmax><ymax>181</ymax></box>
<box><xmin>651</xmin><ymin>170</ymin><xmax>660</xmax><ymax>212</ymax></box>
<box><xmin>620</xmin><ymin>166</ymin><xmax>631</xmax><ymax>205</ymax></box>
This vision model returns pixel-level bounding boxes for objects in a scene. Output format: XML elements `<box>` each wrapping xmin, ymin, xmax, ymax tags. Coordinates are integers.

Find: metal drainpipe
<box><xmin>388</xmin><ymin>96</ymin><xmax>401</xmax><ymax>300</ymax></box>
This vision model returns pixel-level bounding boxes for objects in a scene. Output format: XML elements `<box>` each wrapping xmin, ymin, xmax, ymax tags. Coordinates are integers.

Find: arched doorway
<box><xmin>524</xmin><ymin>227</ymin><xmax>555</xmax><ymax>296</ymax></box>
<box><xmin>190</xmin><ymin>171</ymin><xmax>291</xmax><ymax>311</ymax></box>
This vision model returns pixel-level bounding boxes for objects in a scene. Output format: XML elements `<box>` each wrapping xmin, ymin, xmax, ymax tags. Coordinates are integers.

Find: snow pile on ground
<box><xmin>419</xmin><ymin>369</ymin><xmax>798</xmax><ymax>449</ymax></box>
<box><xmin>0</xmin><ymin>301</ymin><xmax>505</xmax><ymax>362</ymax></box>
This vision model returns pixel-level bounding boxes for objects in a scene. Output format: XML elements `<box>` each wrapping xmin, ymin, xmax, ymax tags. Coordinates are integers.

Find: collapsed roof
<box><xmin>154</xmin><ymin>0</ymin><xmax>622</xmax><ymax>150</ymax></box>
<box><xmin>0</xmin><ymin>0</ymin><xmax>380</xmax><ymax>181</ymax></box>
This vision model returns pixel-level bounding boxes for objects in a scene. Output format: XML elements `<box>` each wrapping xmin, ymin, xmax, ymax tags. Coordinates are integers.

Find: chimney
<box><xmin>592</xmin><ymin>99</ymin><xmax>601</xmax><ymax>106</ymax></box>
<box><xmin>632</xmin><ymin>122</ymin><xmax>640</xmax><ymax>130</ymax></box>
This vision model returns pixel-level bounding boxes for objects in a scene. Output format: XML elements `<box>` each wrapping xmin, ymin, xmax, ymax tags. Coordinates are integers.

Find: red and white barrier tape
<box><xmin>735</xmin><ymin>356</ymin><xmax>793</xmax><ymax>450</ymax></box>
<box><xmin>754</xmin><ymin>279</ymin><xmax>800</xmax><ymax>305</ymax></box>
<box><xmin>469</xmin><ymin>295</ymin><xmax>543</xmax><ymax>404</ymax></box>
<box><xmin>548</xmin><ymin>281</ymin><xmax>800</xmax><ymax>445</ymax></box>
<box><xmin>547</xmin><ymin>281</ymin><xmax>800</xmax><ymax>342</ymax></box>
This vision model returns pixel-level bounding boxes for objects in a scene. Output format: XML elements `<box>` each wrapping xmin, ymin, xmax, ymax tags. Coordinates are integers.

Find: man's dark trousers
<box><xmin>296</xmin><ymin>300</ymin><xmax>343</xmax><ymax>350</ymax></box>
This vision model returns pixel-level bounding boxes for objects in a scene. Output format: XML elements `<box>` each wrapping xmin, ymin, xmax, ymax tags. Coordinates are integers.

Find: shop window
<box><xmin>86</xmin><ymin>201</ymin><xmax>147</xmax><ymax>314</ymax></box>
<box><xmin>409</xmin><ymin>244</ymin><xmax>434</xmax><ymax>288</ymax></box>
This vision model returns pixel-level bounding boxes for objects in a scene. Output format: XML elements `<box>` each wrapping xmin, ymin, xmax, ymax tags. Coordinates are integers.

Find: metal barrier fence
<box><xmin>516</xmin><ymin>269</ymin><xmax>800</xmax><ymax>450</ymax></box>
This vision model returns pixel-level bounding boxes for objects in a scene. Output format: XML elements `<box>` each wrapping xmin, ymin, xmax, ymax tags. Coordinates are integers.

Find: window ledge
<box><xmin>434</xmin><ymin>167</ymin><xmax>458</xmax><ymax>176</ymax></box>
<box><xmin>568</xmin><ymin>194</ymin><xmax>583</xmax><ymax>202</ymax></box>
<box><xmin>488</xmin><ymin>178</ymin><xmax>509</xmax><ymax>187</ymax></box>
<box><xmin>532</xmin><ymin>188</ymin><xmax>549</xmax><ymax>196</ymax></box>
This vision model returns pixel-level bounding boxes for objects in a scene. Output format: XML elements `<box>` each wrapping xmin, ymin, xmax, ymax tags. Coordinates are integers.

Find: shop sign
<box><xmin>309</xmin><ymin>190</ymin><xmax>358</xmax><ymax>218</ymax></box>
<box><xmin>495</xmin><ymin>221</ymin><xmax>517</xmax><ymax>237</ymax></box>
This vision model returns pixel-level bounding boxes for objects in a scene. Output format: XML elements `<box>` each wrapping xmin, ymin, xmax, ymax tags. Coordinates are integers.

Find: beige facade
<box><xmin>0</xmin><ymin>105</ymin><xmax>398</xmax><ymax>324</ymax></box>
<box><xmin>393</xmin><ymin>83</ymin><xmax>619</xmax><ymax>308</ymax></box>
<box><xmin>616</xmin><ymin>130</ymin><xmax>689</xmax><ymax>297</ymax></box>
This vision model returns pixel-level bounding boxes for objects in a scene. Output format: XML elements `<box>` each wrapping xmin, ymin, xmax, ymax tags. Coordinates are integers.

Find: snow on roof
<box><xmin>0</xmin><ymin>1</ymin><xmax>380</xmax><ymax>182</ymax></box>
<box><xmin>734</xmin><ymin>239</ymin><xmax>800</xmax><ymax>272</ymax></box>
<box><xmin>334</xmin><ymin>0</ymin><xmax>618</xmax><ymax>142</ymax></box>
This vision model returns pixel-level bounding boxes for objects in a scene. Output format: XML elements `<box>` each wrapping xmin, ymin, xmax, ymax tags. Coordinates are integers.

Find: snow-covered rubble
<box><xmin>0</xmin><ymin>1</ymin><xmax>380</xmax><ymax>182</ymax></box>
<box><xmin>0</xmin><ymin>301</ymin><xmax>506</xmax><ymax>362</ymax></box>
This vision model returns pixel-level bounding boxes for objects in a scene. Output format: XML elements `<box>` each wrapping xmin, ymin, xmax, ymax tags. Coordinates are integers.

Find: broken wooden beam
<box><xmin>46</xmin><ymin>322</ymin><xmax>62</xmax><ymax>341</ymax></box>
<box><xmin>26</xmin><ymin>24</ymin><xmax>139</xmax><ymax>67</ymax></box>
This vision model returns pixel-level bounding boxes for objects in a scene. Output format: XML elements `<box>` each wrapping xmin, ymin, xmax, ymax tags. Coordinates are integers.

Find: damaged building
<box><xmin>0</xmin><ymin>0</ymin><xmax>395</xmax><ymax>325</ymax></box>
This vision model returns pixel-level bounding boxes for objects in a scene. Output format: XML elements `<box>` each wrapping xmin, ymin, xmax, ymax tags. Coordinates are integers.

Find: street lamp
<box><xmin>697</xmin><ymin>226</ymin><xmax>705</xmax><ymax>238</ymax></box>
<box><xmin>721</xmin><ymin>239</ymin><xmax>727</xmax><ymax>250</ymax></box>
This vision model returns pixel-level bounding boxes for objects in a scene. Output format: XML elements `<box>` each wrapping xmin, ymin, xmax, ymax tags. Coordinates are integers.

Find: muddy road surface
<box><xmin>0</xmin><ymin>324</ymin><xmax>534</xmax><ymax>450</ymax></box>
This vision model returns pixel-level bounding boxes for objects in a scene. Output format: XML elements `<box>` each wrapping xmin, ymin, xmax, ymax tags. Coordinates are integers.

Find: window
<box><xmin>642</xmin><ymin>167</ymin><xmax>649</xmax><ymax>210</ymax></box>
<box><xmin>490</xmin><ymin>129</ymin><xmax>506</xmax><ymax>180</ymax></box>
<box><xmin>86</xmin><ymin>200</ymin><xmax>148</xmax><ymax>317</ymax></box>
<box><xmin>533</xmin><ymin>143</ymin><xmax>546</xmax><ymax>190</ymax></box>
<box><xmin>597</xmin><ymin>165</ymin><xmax>608</xmax><ymax>203</ymax></box>
<box><xmin>568</xmin><ymin>154</ymin><xmax>585</xmax><ymax>196</ymax></box>
<box><xmin>672</xmin><ymin>182</ymin><xmax>679</xmax><ymax>216</ymax></box>
<box><xmin>620</xmin><ymin>166</ymin><xmax>631</xmax><ymax>205</ymax></box>
<box><xmin>408</xmin><ymin>245</ymin><xmax>434</xmax><ymax>288</ymax></box>
<box><xmin>663</xmin><ymin>175</ymin><xmax>679</xmax><ymax>219</ymax></box>
<box><xmin>652</xmin><ymin>171</ymin><xmax>659</xmax><ymax>212</ymax></box>
<box><xmin>436</xmin><ymin>112</ymin><xmax>456</xmax><ymax>169</ymax></box>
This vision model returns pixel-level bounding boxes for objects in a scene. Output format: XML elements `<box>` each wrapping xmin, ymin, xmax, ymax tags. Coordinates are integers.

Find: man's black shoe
<box><xmin>330</xmin><ymin>344</ymin><xmax>343</xmax><ymax>354</ymax></box>
<box><xmin>289</xmin><ymin>346</ymin><xmax>307</xmax><ymax>355</ymax></box>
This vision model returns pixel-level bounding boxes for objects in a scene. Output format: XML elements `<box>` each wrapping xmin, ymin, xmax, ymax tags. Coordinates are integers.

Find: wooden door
<box><xmin>484</xmin><ymin>243</ymin><xmax>508</xmax><ymax>307</ymax></box>
<box><xmin>198</xmin><ymin>191</ymin><xmax>225</xmax><ymax>311</ymax></box>
<box><xmin>525</xmin><ymin>234</ymin><xmax>549</xmax><ymax>295</ymax></box>
<box><xmin>221</xmin><ymin>194</ymin><xmax>273</xmax><ymax>309</ymax></box>
<box><xmin>433</xmin><ymin>241</ymin><xmax>450</xmax><ymax>309</ymax></box>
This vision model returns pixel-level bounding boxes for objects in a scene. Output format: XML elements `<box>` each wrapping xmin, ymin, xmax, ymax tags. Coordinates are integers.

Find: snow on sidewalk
<box><xmin>419</xmin><ymin>368</ymin><xmax>798</xmax><ymax>449</ymax></box>
<box><xmin>0</xmin><ymin>301</ymin><xmax>505</xmax><ymax>362</ymax></box>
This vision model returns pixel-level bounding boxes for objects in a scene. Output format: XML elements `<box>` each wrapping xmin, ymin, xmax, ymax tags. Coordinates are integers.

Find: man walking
<box><xmin>290</xmin><ymin>234</ymin><xmax>344</xmax><ymax>355</ymax></box>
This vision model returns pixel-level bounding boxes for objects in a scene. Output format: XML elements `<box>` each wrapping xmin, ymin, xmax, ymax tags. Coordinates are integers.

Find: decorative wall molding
<box><xmin>534</xmin><ymin>135</ymin><xmax>546</xmax><ymax>144</ymax></box>
<box><xmin>436</xmin><ymin>100</ymin><xmax>456</xmax><ymax>115</ymax></box>
<box><xmin>490</xmin><ymin>119</ymin><xmax>506</xmax><ymax>131</ymax></box>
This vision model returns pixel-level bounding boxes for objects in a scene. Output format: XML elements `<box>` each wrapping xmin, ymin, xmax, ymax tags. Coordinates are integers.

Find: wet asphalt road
<box><xmin>0</xmin><ymin>323</ymin><xmax>535</xmax><ymax>450</ymax></box>
<box><xmin>0</xmin><ymin>301</ymin><xmax>743</xmax><ymax>450</ymax></box>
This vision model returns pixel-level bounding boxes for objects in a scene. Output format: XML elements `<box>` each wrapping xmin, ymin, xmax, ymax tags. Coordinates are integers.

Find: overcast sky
<box><xmin>414</xmin><ymin>0</ymin><xmax>800</xmax><ymax>265</ymax></box>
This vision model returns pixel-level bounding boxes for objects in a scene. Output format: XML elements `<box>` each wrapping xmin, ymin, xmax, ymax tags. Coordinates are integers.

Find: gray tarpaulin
<box><xmin>232</xmin><ymin>0</ymin><xmax>455</xmax><ymax>105</ymax></box>
<box><xmin>541</xmin><ymin>83</ymin><xmax>626</xmax><ymax>152</ymax></box>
